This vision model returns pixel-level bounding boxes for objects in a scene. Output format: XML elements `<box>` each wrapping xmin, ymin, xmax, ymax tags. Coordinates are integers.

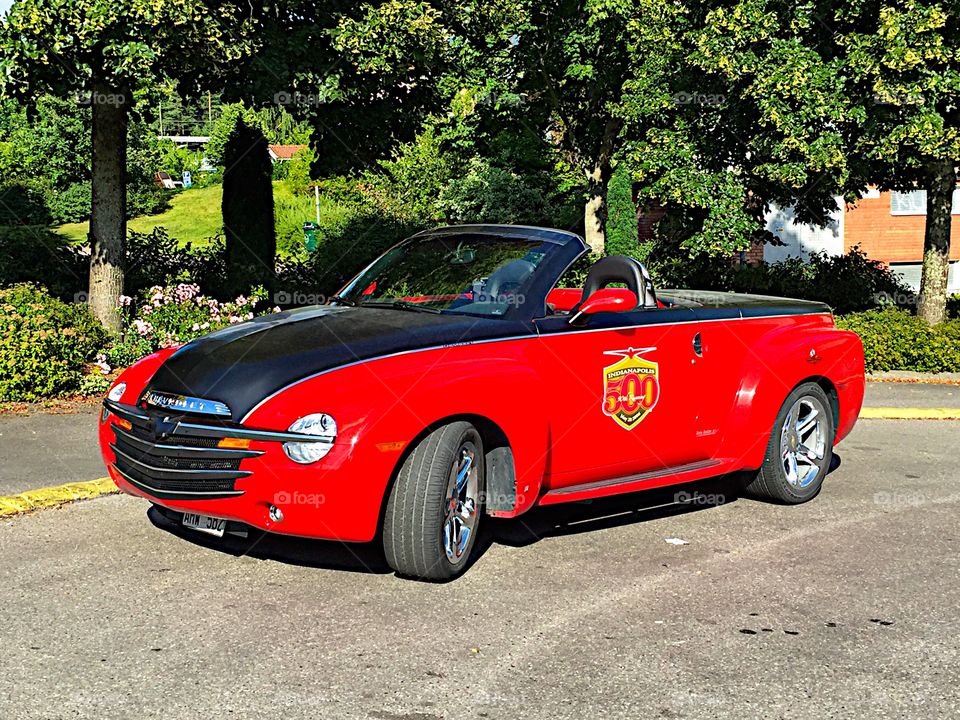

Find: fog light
<box><xmin>269</xmin><ymin>505</ymin><xmax>284</xmax><ymax>523</ymax></box>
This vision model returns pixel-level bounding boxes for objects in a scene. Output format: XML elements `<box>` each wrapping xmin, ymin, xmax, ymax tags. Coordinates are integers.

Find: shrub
<box><xmin>439</xmin><ymin>160</ymin><xmax>567</xmax><ymax>227</ymax></box>
<box><xmin>648</xmin><ymin>246</ymin><xmax>911</xmax><ymax>315</ymax></box>
<box><xmin>127</xmin><ymin>183</ymin><xmax>172</xmax><ymax>218</ymax></box>
<box><xmin>105</xmin><ymin>283</ymin><xmax>272</xmax><ymax>369</ymax></box>
<box><xmin>0</xmin><ymin>226</ymin><xmax>88</xmax><ymax>300</ymax></box>
<box><xmin>606</xmin><ymin>162</ymin><xmax>646</xmax><ymax>259</ymax></box>
<box><xmin>284</xmin><ymin>147</ymin><xmax>315</xmax><ymax>195</ymax></box>
<box><xmin>836</xmin><ymin>308</ymin><xmax>960</xmax><ymax>373</ymax></box>
<box><xmin>948</xmin><ymin>294</ymin><xmax>960</xmax><ymax>319</ymax></box>
<box><xmin>0</xmin><ymin>182</ymin><xmax>51</xmax><ymax>226</ymax></box>
<box><xmin>0</xmin><ymin>284</ymin><xmax>107</xmax><ymax>401</ymax></box>
<box><xmin>47</xmin><ymin>181</ymin><xmax>91</xmax><ymax>224</ymax></box>
<box><xmin>276</xmin><ymin>211</ymin><xmax>427</xmax><ymax>300</ymax></box>
<box><xmin>274</xmin><ymin>191</ymin><xmax>317</xmax><ymax>256</ymax></box>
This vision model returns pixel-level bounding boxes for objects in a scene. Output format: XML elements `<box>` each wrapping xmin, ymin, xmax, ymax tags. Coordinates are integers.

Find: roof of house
<box><xmin>268</xmin><ymin>144</ymin><xmax>308</xmax><ymax>160</ymax></box>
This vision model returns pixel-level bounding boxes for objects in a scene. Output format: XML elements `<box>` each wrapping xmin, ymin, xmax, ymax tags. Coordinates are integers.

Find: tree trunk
<box><xmin>917</xmin><ymin>160</ymin><xmax>956</xmax><ymax>325</ymax></box>
<box><xmin>222</xmin><ymin>119</ymin><xmax>276</xmax><ymax>296</ymax></box>
<box><xmin>584</xmin><ymin>162</ymin><xmax>607</xmax><ymax>255</ymax></box>
<box><xmin>88</xmin><ymin>80</ymin><xmax>128</xmax><ymax>332</ymax></box>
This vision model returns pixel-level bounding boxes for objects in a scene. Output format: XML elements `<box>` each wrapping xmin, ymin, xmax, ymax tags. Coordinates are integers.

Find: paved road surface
<box><xmin>864</xmin><ymin>381</ymin><xmax>960</xmax><ymax>408</ymax></box>
<box><xmin>1</xmin><ymin>419</ymin><xmax>958</xmax><ymax>719</ymax></box>
<box><xmin>0</xmin><ymin>404</ymin><xmax>104</xmax><ymax>495</ymax></box>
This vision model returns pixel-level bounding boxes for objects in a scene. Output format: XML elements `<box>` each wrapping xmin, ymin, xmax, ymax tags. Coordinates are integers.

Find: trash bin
<box><xmin>302</xmin><ymin>221</ymin><xmax>319</xmax><ymax>252</ymax></box>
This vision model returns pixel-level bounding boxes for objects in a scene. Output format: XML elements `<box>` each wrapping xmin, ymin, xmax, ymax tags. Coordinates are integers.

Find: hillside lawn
<box><xmin>55</xmin><ymin>182</ymin><xmax>350</xmax><ymax>254</ymax></box>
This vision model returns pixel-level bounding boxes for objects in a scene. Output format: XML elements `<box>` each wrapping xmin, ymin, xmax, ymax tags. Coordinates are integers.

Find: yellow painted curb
<box><xmin>859</xmin><ymin>407</ymin><xmax>960</xmax><ymax>420</ymax></box>
<box><xmin>0</xmin><ymin>477</ymin><xmax>118</xmax><ymax>518</ymax></box>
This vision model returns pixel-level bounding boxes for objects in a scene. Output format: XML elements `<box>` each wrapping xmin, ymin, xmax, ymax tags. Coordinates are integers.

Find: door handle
<box><xmin>693</xmin><ymin>332</ymin><xmax>703</xmax><ymax>357</ymax></box>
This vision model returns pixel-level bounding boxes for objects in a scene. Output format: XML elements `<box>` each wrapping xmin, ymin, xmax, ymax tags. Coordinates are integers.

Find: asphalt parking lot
<box><xmin>2</xmin><ymin>417</ymin><xmax>959</xmax><ymax>719</ymax></box>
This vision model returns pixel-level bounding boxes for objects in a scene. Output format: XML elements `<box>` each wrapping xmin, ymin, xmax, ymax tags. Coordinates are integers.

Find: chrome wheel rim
<box><xmin>780</xmin><ymin>397</ymin><xmax>826</xmax><ymax>489</ymax></box>
<box><xmin>443</xmin><ymin>440</ymin><xmax>480</xmax><ymax>563</ymax></box>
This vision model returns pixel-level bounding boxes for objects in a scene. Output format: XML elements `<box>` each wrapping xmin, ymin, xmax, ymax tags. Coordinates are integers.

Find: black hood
<box><xmin>145</xmin><ymin>306</ymin><xmax>533</xmax><ymax>421</ymax></box>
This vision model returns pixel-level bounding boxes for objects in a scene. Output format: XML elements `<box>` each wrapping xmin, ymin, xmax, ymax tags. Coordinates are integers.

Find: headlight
<box><xmin>107</xmin><ymin>382</ymin><xmax>127</xmax><ymax>402</ymax></box>
<box><xmin>283</xmin><ymin>413</ymin><xmax>337</xmax><ymax>464</ymax></box>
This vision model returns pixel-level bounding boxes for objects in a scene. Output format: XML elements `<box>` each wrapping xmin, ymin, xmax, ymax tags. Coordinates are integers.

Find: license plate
<box><xmin>182</xmin><ymin>513</ymin><xmax>227</xmax><ymax>537</ymax></box>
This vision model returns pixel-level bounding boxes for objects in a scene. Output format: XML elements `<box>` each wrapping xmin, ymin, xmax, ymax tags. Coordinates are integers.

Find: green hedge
<box><xmin>0</xmin><ymin>284</ymin><xmax>107</xmax><ymax>401</ymax></box>
<box><xmin>836</xmin><ymin>308</ymin><xmax>960</xmax><ymax>374</ymax></box>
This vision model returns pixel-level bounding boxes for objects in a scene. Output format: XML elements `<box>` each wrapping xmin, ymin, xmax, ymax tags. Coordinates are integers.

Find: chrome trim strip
<box><xmin>103</xmin><ymin>398</ymin><xmax>333</xmax><ymax>444</ymax></box>
<box><xmin>111</xmin><ymin>444</ymin><xmax>252</xmax><ymax>480</ymax></box>
<box><xmin>241</xmin><ymin>311</ymin><xmax>833</xmax><ymax>422</ymax></box>
<box><xmin>545</xmin><ymin>459</ymin><xmax>722</xmax><ymax>497</ymax></box>
<box><xmin>112</xmin><ymin>464</ymin><xmax>244</xmax><ymax>498</ymax></box>
<box><xmin>103</xmin><ymin>398</ymin><xmax>150</xmax><ymax>423</ymax></box>
<box><xmin>143</xmin><ymin>391</ymin><xmax>231</xmax><ymax>417</ymax></box>
<box><xmin>113</xmin><ymin>424</ymin><xmax>264</xmax><ymax>459</ymax></box>
<box><xmin>173</xmin><ymin>421</ymin><xmax>334</xmax><ymax>444</ymax></box>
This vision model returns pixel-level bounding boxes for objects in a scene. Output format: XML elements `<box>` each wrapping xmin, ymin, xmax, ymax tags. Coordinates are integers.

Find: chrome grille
<box><xmin>108</xmin><ymin>403</ymin><xmax>261</xmax><ymax>500</ymax></box>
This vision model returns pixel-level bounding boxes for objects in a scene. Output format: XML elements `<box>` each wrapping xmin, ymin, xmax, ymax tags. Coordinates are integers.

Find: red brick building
<box><xmin>764</xmin><ymin>186</ymin><xmax>960</xmax><ymax>292</ymax></box>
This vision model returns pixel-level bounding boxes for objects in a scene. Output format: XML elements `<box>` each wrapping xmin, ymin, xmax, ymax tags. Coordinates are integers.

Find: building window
<box><xmin>890</xmin><ymin>189</ymin><xmax>960</xmax><ymax>216</ymax></box>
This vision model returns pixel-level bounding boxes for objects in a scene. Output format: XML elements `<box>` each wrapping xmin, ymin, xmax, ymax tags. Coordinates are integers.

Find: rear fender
<box><xmin>715</xmin><ymin>325</ymin><xmax>865</xmax><ymax>469</ymax></box>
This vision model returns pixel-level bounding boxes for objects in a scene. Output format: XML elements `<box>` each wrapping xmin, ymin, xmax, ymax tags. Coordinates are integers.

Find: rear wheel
<box><xmin>747</xmin><ymin>382</ymin><xmax>834</xmax><ymax>504</ymax></box>
<box><xmin>383</xmin><ymin>422</ymin><xmax>484</xmax><ymax>580</ymax></box>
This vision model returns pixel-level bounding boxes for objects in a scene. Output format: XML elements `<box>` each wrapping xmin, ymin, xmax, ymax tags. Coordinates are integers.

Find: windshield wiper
<box><xmin>327</xmin><ymin>295</ymin><xmax>356</xmax><ymax>306</ymax></box>
<box><xmin>361</xmin><ymin>300</ymin><xmax>443</xmax><ymax>314</ymax></box>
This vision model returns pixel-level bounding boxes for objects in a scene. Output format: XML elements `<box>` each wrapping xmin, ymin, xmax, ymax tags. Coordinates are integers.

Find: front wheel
<box><xmin>747</xmin><ymin>382</ymin><xmax>834</xmax><ymax>504</ymax></box>
<box><xmin>383</xmin><ymin>422</ymin><xmax>484</xmax><ymax>580</ymax></box>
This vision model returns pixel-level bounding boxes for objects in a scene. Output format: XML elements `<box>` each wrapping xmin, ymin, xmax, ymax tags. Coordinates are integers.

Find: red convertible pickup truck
<box><xmin>100</xmin><ymin>225</ymin><xmax>865</xmax><ymax>580</ymax></box>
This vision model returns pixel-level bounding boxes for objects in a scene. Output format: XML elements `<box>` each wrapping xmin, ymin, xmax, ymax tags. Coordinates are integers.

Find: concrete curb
<box><xmin>0</xmin><ymin>477</ymin><xmax>118</xmax><ymax>518</ymax></box>
<box><xmin>859</xmin><ymin>408</ymin><xmax>960</xmax><ymax>420</ymax></box>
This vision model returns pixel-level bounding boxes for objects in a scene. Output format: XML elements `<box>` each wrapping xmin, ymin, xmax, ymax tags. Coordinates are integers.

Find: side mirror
<box><xmin>569</xmin><ymin>289</ymin><xmax>638</xmax><ymax>324</ymax></box>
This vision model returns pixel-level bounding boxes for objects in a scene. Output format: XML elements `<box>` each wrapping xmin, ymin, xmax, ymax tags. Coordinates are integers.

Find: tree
<box><xmin>222</xmin><ymin>118</ymin><xmax>275</xmax><ymax>295</ymax></box>
<box><xmin>0</xmin><ymin>1</ymin><xmax>259</xmax><ymax>330</ymax></box>
<box><xmin>837</xmin><ymin>1</ymin><xmax>960</xmax><ymax>324</ymax></box>
<box><xmin>605</xmin><ymin>161</ymin><xmax>641</xmax><ymax>258</ymax></box>
<box><xmin>510</xmin><ymin>0</ymin><xmax>637</xmax><ymax>253</ymax></box>
<box><xmin>614</xmin><ymin>1</ymin><xmax>859</xmax><ymax>260</ymax></box>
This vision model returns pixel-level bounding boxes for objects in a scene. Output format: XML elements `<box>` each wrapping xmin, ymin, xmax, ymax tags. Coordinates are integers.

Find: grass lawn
<box><xmin>56</xmin><ymin>184</ymin><xmax>224</xmax><ymax>245</ymax></box>
<box><xmin>54</xmin><ymin>182</ymin><xmax>350</xmax><ymax>253</ymax></box>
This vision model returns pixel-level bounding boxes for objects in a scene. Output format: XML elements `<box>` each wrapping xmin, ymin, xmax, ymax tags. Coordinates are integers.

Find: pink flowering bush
<box><xmin>104</xmin><ymin>284</ymin><xmax>276</xmax><ymax>370</ymax></box>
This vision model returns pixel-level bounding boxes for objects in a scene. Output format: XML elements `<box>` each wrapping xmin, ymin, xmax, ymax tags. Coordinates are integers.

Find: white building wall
<box><xmin>763</xmin><ymin>197</ymin><xmax>845</xmax><ymax>263</ymax></box>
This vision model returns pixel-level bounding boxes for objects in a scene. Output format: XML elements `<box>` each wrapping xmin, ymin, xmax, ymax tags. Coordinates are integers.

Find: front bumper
<box><xmin>100</xmin><ymin>399</ymin><xmax>386</xmax><ymax>542</ymax></box>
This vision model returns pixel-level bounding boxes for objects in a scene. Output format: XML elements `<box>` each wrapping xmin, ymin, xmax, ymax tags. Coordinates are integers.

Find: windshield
<box><xmin>337</xmin><ymin>233</ymin><xmax>553</xmax><ymax>317</ymax></box>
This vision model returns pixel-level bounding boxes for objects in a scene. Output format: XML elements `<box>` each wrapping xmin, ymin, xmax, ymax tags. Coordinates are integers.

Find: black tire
<box><xmin>383</xmin><ymin>422</ymin><xmax>484</xmax><ymax>580</ymax></box>
<box><xmin>746</xmin><ymin>382</ymin><xmax>834</xmax><ymax>504</ymax></box>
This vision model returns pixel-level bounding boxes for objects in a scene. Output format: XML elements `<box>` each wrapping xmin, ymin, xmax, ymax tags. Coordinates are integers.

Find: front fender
<box><xmin>245</xmin><ymin>342</ymin><xmax>550</xmax><ymax>539</ymax></box>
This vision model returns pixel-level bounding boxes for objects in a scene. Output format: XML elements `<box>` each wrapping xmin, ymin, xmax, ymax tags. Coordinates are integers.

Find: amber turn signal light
<box><xmin>217</xmin><ymin>437</ymin><xmax>252</xmax><ymax>450</ymax></box>
<box><xmin>116</xmin><ymin>418</ymin><xmax>132</xmax><ymax>431</ymax></box>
